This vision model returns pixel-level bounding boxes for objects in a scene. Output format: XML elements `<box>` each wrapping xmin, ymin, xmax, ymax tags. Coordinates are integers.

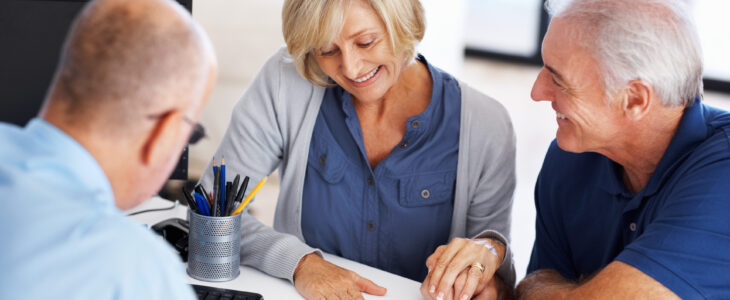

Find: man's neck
<box><xmin>41</xmin><ymin>102</ymin><xmax>133</xmax><ymax>209</ymax></box>
<box><xmin>601</xmin><ymin>106</ymin><xmax>685</xmax><ymax>193</ymax></box>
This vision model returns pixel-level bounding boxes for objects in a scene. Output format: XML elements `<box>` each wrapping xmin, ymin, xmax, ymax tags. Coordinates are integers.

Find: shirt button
<box><xmin>411</xmin><ymin>120</ymin><xmax>421</xmax><ymax>128</ymax></box>
<box><xmin>421</xmin><ymin>189</ymin><xmax>430</xmax><ymax>199</ymax></box>
<box><xmin>319</xmin><ymin>154</ymin><xmax>326</xmax><ymax>164</ymax></box>
<box><xmin>629</xmin><ymin>222</ymin><xmax>637</xmax><ymax>232</ymax></box>
<box><xmin>367</xmin><ymin>176</ymin><xmax>374</xmax><ymax>185</ymax></box>
<box><xmin>400</xmin><ymin>141</ymin><xmax>408</xmax><ymax>149</ymax></box>
<box><xmin>367</xmin><ymin>221</ymin><xmax>376</xmax><ymax>231</ymax></box>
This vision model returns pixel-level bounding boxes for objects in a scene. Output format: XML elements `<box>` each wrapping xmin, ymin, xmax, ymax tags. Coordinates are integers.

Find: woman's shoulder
<box><xmin>261</xmin><ymin>46</ymin><xmax>311</xmax><ymax>86</ymax></box>
<box><xmin>458</xmin><ymin>81</ymin><xmax>514</xmax><ymax>135</ymax></box>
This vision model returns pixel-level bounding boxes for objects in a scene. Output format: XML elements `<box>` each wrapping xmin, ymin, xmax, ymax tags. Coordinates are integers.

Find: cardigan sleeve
<box><xmin>460</xmin><ymin>82</ymin><xmax>517</xmax><ymax>289</ymax></box>
<box><xmin>198</xmin><ymin>48</ymin><xmax>320</xmax><ymax>283</ymax></box>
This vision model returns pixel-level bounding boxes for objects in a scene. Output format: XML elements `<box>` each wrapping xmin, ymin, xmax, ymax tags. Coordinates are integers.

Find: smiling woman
<box><xmin>198</xmin><ymin>0</ymin><xmax>518</xmax><ymax>299</ymax></box>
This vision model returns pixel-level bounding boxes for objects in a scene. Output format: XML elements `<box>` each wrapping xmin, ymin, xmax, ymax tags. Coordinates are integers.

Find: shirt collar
<box><xmin>598</xmin><ymin>97</ymin><xmax>708</xmax><ymax>200</ymax></box>
<box><xmin>25</xmin><ymin>118</ymin><xmax>115</xmax><ymax>208</ymax></box>
<box><xmin>641</xmin><ymin>97</ymin><xmax>708</xmax><ymax>197</ymax></box>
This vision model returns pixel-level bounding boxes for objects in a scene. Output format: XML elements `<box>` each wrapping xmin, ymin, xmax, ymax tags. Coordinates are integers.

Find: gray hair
<box><xmin>545</xmin><ymin>0</ymin><xmax>703</xmax><ymax>106</ymax></box>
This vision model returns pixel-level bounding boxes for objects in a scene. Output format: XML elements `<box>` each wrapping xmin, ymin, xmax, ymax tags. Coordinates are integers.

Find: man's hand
<box><xmin>293</xmin><ymin>253</ymin><xmax>387</xmax><ymax>300</ymax></box>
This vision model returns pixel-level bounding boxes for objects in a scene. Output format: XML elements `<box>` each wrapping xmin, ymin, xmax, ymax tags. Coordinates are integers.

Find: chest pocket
<box><xmin>307</xmin><ymin>132</ymin><xmax>348</xmax><ymax>184</ymax></box>
<box><xmin>398</xmin><ymin>171</ymin><xmax>456</xmax><ymax>207</ymax></box>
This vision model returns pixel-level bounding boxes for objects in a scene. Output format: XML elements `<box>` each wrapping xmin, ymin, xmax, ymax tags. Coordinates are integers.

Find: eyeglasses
<box><xmin>147</xmin><ymin>111</ymin><xmax>207</xmax><ymax>145</ymax></box>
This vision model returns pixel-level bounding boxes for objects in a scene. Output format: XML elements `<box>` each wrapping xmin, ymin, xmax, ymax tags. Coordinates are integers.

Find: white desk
<box><xmin>127</xmin><ymin>197</ymin><xmax>423</xmax><ymax>299</ymax></box>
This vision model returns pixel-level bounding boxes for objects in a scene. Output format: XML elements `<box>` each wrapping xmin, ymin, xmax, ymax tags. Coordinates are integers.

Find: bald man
<box><xmin>0</xmin><ymin>0</ymin><xmax>217</xmax><ymax>298</ymax></box>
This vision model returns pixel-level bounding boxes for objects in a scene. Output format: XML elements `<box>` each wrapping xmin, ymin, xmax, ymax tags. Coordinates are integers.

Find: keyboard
<box><xmin>192</xmin><ymin>284</ymin><xmax>263</xmax><ymax>300</ymax></box>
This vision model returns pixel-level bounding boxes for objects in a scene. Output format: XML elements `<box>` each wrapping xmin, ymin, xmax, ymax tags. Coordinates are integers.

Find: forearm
<box><xmin>515</xmin><ymin>269</ymin><xmax>576</xmax><ymax>300</ymax></box>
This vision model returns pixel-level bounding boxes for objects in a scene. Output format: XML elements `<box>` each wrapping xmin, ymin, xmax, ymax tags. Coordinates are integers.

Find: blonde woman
<box><xmin>201</xmin><ymin>0</ymin><xmax>516</xmax><ymax>299</ymax></box>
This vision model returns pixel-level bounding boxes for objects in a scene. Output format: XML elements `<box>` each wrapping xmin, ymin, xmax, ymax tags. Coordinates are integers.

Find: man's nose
<box><xmin>531</xmin><ymin>68</ymin><xmax>553</xmax><ymax>102</ymax></box>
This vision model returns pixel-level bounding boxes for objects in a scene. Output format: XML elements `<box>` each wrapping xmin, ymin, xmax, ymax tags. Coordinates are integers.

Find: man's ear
<box><xmin>141</xmin><ymin>110</ymin><xmax>183</xmax><ymax>167</ymax></box>
<box><xmin>621</xmin><ymin>79</ymin><xmax>653</xmax><ymax>121</ymax></box>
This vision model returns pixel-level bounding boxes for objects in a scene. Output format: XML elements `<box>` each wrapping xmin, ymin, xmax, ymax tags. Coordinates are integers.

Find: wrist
<box><xmin>472</xmin><ymin>238</ymin><xmax>506</xmax><ymax>262</ymax></box>
<box><xmin>293</xmin><ymin>252</ymin><xmax>320</xmax><ymax>283</ymax></box>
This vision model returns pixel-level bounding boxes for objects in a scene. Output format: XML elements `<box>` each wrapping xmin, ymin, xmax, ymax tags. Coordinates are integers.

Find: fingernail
<box><xmin>429</xmin><ymin>285</ymin><xmax>435</xmax><ymax>294</ymax></box>
<box><xmin>461</xmin><ymin>295</ymin><xmax>468</xmax><ymax>300</ymax></box>
<box><xmin>437</xmin><ymin>292</ymin><xmax>444</xmax><ymax>300</ymax></box>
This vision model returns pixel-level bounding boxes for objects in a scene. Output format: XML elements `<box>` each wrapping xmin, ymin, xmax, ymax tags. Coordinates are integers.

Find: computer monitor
<box><xmin>0</xmin><ymin>0</ymin><xmax>193</xmax><ymax>180</ymax></box>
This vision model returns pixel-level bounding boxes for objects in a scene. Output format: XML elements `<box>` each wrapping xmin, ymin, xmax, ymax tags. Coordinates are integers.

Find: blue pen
<box><xmin>220</xmin><ymin>157</ymin><xmax>226</xmax><ymax>215</ymax></box>
<box><xmin>194</xmin><ymin>193</ymin><xmax>209</xmax><ymax>216</ymax></box>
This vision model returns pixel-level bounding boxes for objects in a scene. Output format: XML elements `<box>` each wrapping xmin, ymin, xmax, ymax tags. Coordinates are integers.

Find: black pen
<box><xmin>182</xmin><ymin>185</ymin><xmax>198</xmax><ymax>213</ymax></box>
<box><xmin>226</xmin><ymin>175</ymin><xmax>240</xmax><ymax>215</ymax></box>
<box><xmin>236</xmin><ymin>176</ymin><xmax>250</xmax><ymax>205</ymax></box>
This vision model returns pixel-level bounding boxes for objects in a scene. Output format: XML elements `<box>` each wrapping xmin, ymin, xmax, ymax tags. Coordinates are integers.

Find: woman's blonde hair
<box><xmin>282</xmin><ymin>0</ymin><xmax>425</xmax><ymax>86</ymax></box>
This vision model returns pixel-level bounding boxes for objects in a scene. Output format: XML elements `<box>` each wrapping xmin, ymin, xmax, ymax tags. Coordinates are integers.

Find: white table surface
<box><xmin>127</xmin><ymin>197</ymin><xmax>424</xmax><ymax>299</ymax></box>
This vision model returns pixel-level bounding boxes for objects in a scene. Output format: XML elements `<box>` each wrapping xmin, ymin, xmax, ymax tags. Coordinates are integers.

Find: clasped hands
<box><xmin>292</xmin><ymin>237</ymin><xmax>505</xmax><ymax>300</ymax></box>
<box><xmin>420</xmin><ymin>238</ymin><xmax>506</xmax><ymax>300</ymax></box>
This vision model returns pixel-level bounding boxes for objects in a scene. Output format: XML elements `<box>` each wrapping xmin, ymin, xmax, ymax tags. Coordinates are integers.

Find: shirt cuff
<box><xmin>473</xmin><ymin>229</ymin><xmax>516</xmax><ymax>289</ymax></box>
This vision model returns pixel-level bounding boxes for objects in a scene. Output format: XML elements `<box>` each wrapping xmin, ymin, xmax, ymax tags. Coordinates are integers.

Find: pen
<box><xmin>220</xmin><ymin>157</ymin><xmax>226</xmax><ymax>216</ymax></box>
<box><xmin>194</xmin><ymin>193</ymin><xmax>209</xmax><ymax>216</ymax></box>
<box><xmin>236</xmin><ymin>176</ymin><xmax>250</xmax><ymax>204</ymax></box>
<box><xmin>225</xmin><ymin>182</ymin><xmax>232</xmax><ymax>214</ymax></box>
<box><xmin>213</xmin><ymin>160</ymin><xmax>220</xmax><ymax>216</ymax></box>
<box><xmin>232</xmin><ymin>176</ymin><xmax>268</xmax><ymax>216</ymax></box>
<box><xmin>182</xmin><ymin>185</ymin><xmax>198</xmax><ymax>213</ymax></box>
<box><xmin>226</xmin><ymin>175</ymin><xmax>240</xmax><ymax>216</ymax></box>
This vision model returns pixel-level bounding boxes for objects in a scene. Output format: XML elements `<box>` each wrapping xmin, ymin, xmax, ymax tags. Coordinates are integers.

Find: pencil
<box><xmin>232</xmin><ymin>176</ymin><xmax>268</xmax><ymax>216</ymax></box>
<box><xmin>213</xmin><ymin>159</ymin><xmax>220</xmax><ymax>216</ymax></box>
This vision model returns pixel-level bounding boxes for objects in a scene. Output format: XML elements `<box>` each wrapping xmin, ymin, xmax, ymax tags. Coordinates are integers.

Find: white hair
<box><xmin>545</xmin><ymin>0</ymin><xmax>703</xmax><ymax>106</ymax></box>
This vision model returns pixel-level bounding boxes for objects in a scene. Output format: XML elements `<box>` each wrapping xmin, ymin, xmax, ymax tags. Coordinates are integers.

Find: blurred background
<box><xmin>1</xmin><ymin>0</ymin><xmax>728</xmax><ymax>283</ymax></box>
<box><xmin>188</xmin><ymin>0</ymin><xmax>730</xmax><ymax>281</ymax></box>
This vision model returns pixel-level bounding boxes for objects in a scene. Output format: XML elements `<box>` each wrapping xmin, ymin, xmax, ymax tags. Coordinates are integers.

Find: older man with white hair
<box><xmin>517</xmin><ymin>0</ymin><xmax>730</xmax><ymax>299</ymax></box>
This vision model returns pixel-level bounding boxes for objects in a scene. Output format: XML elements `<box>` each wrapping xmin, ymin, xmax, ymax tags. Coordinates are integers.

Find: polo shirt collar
<box><xmin>597</xmin><ymin>97</ymin><xmax>708</xmax><ymax>212</ymax></box>
<box><xmin>642</xmin><ymin>97</ymin><xmax>707</xmax><ymax>198</ymax></box>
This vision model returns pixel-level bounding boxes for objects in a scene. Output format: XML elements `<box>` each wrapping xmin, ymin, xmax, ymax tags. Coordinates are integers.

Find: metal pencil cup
<box><xmin>187</xmin><ymin>209</ymin><xmax>241</xmax><ymax>282</ymax></box>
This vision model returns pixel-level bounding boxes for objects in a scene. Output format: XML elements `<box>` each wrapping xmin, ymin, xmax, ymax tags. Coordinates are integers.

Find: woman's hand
<box><xmin>420</xmin><ymin>238</ymin><xmax>505</xmax><ymax>300</ymax></box>
<box><xmin>293</xmin><ymin>253</ymin><xmax>387</xmax><ymax>300</ymax></box>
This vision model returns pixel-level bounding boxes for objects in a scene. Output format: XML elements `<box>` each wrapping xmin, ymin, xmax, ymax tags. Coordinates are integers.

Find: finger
<box><xmin>436</xmin><ymin>248</ymin><xmax>478</xmax><ymax>299</ymax></box>
<box><xmin>422</xmin><ymin>271</ymin><xmax>436</xmax><ymax>299</ymax></box>
<box><xmin>459</xmin><ymin>265</ymin><xmax>484</xmax><ymax>300</ymax></box>
<box><xmin>453</xmin><ymin>271</ymin><xmax>468</xmax><ymax>300</ymax></box>
<box><xmin>429</xmin><ymin>238</ymin><xmax>468</xmax><ymax>295</ymax></box>
<box><xmin>426</xmin><ymin>245</ymin><xmax>447</xmax><ymax>271</ymax></box>
<box><xmin>347</xmin><ymin>286</ymin><xmax>365</xmax><ymax>300</ymax></box>
<box><xmin>353</xmin><ymin>273</ymin><xmax>387</xmax><ymax>296</ymax></box>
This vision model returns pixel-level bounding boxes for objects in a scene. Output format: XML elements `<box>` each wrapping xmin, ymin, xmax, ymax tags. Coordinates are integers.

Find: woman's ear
<box><xmin>141</xmin><ymin>110</ymin><xmax>184</xmax><ymax>168</ymax></box>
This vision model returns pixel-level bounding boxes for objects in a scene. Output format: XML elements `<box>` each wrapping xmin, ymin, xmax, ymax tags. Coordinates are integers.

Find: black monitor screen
<box><xmin>0</xmin><ymin>0</ymin><xmax>193</xmax><ymax>180</ymax></box>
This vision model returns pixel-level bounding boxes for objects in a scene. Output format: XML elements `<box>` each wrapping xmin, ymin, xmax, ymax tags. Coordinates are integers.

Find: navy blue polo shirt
<box><xmin>301</xmin><ymin>55</ymin><xmax>461</xmax><ymax>281</ymax></box>
<box><xmin>528</xmin><ymin>100</ymin><xmax>730</xmax><ymax>298</ymax></box>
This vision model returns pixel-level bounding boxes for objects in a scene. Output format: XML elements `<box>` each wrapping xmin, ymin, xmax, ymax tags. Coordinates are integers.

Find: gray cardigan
<box><xmin>200</xmin><ymin>47</ymin><xmax>517</xmax><ymax>288</ymax></box>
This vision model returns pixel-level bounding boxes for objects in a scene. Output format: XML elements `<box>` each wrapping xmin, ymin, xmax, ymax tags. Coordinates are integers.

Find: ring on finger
<box><xmin>471</xmin><ymin>262</ymin><xmax>485</xmax><ymax>273</ymax></box>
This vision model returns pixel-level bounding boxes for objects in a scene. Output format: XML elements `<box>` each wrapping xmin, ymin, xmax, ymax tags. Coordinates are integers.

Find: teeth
<box><xmin>557</xmin><ymin>112</ymin><xmax>567</xmax><ymax>120</ymax></box>
<box><xmin>353</xmin><ymin>66</ymin><xmax>379</xmax><ymax>83</ymax></box>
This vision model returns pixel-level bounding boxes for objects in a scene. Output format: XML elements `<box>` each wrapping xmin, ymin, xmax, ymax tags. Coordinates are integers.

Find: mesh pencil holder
<box><xmin>187</xmin><ymin>209</ymin><xmax>242</xmax><ymax>282</ymax></box>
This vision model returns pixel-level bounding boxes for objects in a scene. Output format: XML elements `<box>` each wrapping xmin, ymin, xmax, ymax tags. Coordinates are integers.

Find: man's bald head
<box><xmin>48</xmin><ymin>0</ymin><xmax>215</xmax><ymax>137</ymax></box>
